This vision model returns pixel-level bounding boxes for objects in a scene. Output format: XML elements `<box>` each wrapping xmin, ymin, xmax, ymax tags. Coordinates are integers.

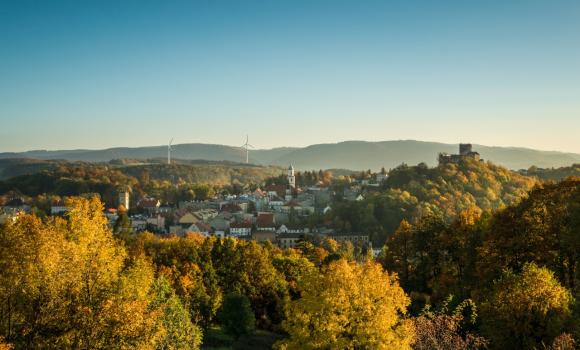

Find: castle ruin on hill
<box><xmin>438</xmin><ymin>143</ymin><xmax>482</xmax><ymax>165</ymax></box>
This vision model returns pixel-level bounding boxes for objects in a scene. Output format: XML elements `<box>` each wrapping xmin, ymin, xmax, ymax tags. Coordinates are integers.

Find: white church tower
<box><xmin>287</xmin><ymin>164</ymin><xmax>296</xmax><ymax>189</ymax></box>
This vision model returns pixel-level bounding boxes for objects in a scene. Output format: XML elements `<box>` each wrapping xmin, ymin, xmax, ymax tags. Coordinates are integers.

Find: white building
<box><xmin>51</xmin><ymin>201</ymin><xmax>67</xmax><ymax>215</ymax></box>
<box><xmin>118</xmin><ymin>191</ymin><xmax>130</xmax><ymax>210</ymax></box>
<box><xmin>229</xmin><ymin>222</ymin><xmax>253</xmax><ymax>237</ymax></box>
<box><xmin>288</xmin><ymin>164</ymin><xmax>296</xmax><ymax>189</ymax></box>
<box><xmin>376</xmin><ymin>173</ymin><xmax>388</xmax><ymax>183</ymax></box>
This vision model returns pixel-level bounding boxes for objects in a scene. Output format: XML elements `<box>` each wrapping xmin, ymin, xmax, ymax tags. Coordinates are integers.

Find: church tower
<box><xmin>287</xmin><ymin>164</ymin><xmax>296</xmax><ymax>189</ymax></box>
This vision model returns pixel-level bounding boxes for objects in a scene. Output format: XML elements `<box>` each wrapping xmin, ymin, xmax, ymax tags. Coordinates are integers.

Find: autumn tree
<box><xmin>272</xmin><ymin>250</ymin><xmax>316</xmax><ymax>299</ymax></box>
<box><xmin>0</xmin><ymin>197</ymin><xmax>200</xmax><ymax>349</ymax></box>
<box><xmin>0</xmin><ymin>337</ymin><xmax>12</xmax><ymax>350</ymax></box>
<box><xmin>278</xmin><ymin>259</ymin><xmax>414</xmax><ymax>350</ymax></box>
<box><xmin>480</xmin><ymin>263</ymin><xmax>573</xmax><ymax>349</ymax></box>
<box><xmin>412</xmin><ymin>297</ymin><xmax>487</xmax><ymax>350</ymax></box>
<box><xmin>477</xmin><ymin>178</ymin><xmax>580</xmax><ymax>291</ymax></box>
<box><xmin>381</xmin><ymin>219</ymin><xmax>414</xmax><ymax>288</ymax></box>
<box><xmin>211</xmin><ymin>238</ymin><xmax>288</xmax><ymax>328</ymax></box>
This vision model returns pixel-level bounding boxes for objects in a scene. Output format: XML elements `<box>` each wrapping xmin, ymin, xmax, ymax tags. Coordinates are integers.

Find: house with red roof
<box><xmin>138</xmin><ymin>198</ymin><xmax>161</xmax><ymax>214</ymax></box>
<box><xmin>256</xmin><ymin>212</ymin><xmax>276</xmax><ymax>231</ymax></box>
<box><xmin>229</xmin><ymin>221</ymin><xmax>253</xmax><ymax>237</ymax></box>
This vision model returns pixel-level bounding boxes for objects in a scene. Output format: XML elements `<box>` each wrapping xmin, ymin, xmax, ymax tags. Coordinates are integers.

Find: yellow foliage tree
<box><xmin>0</xmin><ymin>197</ymin><xmax>201</xmax><ymax>349</ymax></box>
<box><xmin>481</xmin><ymin>263</ymin><xmax>573</xmax><ymax>349</ymax></box>
<box><xmin>277</xmin><ymin>259</ymin><xmax>414</xmax><ymax>350</ymax></box>
<box><xmin>0</xmin><ymin>337</ymin><xmax>12</xmax><ymax>350</ymax></box>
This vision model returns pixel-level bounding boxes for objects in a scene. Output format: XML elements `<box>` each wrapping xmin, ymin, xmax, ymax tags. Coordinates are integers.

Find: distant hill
<box><xmin>520</xmin><ymin>163</ymin><xmax>580</xmax><ymax>182</ymax></box>
<box><xmin>0</xmin><ymin>160</ymin><xmax>285</xmax><ymax>208</ymax></box>
<box><xmin>0</xmin><ymin>158</ymin><xmax>64</xmax><ymax>180</ymax></box>
<box><xmin>0</xmin><ymin>144</ymin><xmax>286</xmax><ymax>164</ymax></box>
<box><xmin>2</xmin><ymin>140</ymin><xmax>579</xmax><ymax>170</ymax></box>
<box><xmin>272</xmin><ymin>141</ymin><xmax>580</xmax><ymax>170</ymax></box>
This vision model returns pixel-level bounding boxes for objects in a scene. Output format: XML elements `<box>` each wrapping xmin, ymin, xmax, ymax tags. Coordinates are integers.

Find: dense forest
<box><xmin>1</xmin><ymin>183</ymin><xmax>579</xmax><ymax>349</ymax></box>
<box><xmin>380</xmin><ymin>177</ymin><xmax>580</xmax><ymax>349</ymax></box>
<box><xmin>0</xmin><ymin>158</ymin><xmax>579</xmax><ymax>349</ymax></box>
<box><xmin>0</xmin><ymin>160</ymin><xmax>283</xmax><ymax>208</ymax></box>
<box><xmin>0</xmin><ymin>158</ymin><xmax>64</xmax><ymax>180</ymax></box>
<box><xmin>523</xmin><ymin>163</ymin><xmax>580</xmax><ymax>182</ymax></box>
<box><xmin>328</xmin><ymin>159</ymin><xmax>536</xmax><ymax>245</ymax></box>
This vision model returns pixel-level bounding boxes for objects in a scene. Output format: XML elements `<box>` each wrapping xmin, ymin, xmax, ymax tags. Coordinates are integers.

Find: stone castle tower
<box><xmin>459</xmin><ymin>143</ymin><xmax>473</xmax><ymax>156</ymax></box>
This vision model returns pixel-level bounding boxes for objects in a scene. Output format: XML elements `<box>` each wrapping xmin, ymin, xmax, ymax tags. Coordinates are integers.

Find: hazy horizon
<box><xmin>3</xmin><ymin>138</ymin><xmax>580</xmax><ymax>156</ymax></box>
<box><xmin>1</xmin><ymin>0</ymin><xmax>579</xmax><ymax>153</ymax></box>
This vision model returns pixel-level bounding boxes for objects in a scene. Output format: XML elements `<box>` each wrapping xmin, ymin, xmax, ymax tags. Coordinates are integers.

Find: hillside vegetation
<box><xmin>379</xmin><ymin>177</ymin><xmax>580</xmax><ymax>349</ymax></box>
<box><xmin>0</xmin><ymin>158</ymin><xmax>64</xmax><ymax>180</ymax></box>
<box><xmin>330</xmin><ymin>159</ymin><xmax>536</xmax><ymax>244</ymax></box>
<box><xmin>0</xmin><ymin>161</ymin><xmax>283</xmax><ymax>207</ymax></box>
<box><xmin>523</xmin><ymin>163</ymin><xmax>580</xmax><ymax>182</ymax></box>
<box><xmin>2</xmin><ymin>190</ymin><xmax>579</xmax><ymax>349</ymax></box>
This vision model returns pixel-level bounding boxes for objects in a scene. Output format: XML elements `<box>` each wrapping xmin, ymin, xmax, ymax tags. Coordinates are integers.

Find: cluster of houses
<box><xmin>0</xmin><ymin>197</ymin><xmax>30</xmax><ymax>224</ymax></box>
<box><xmin>1</xmin><ymin>164</ymin><xmax>393</xmax><ymax>250</ymax></box>
<box><xmin>102</xmin><ymin>165</ymin><xmax>373</xmax><ymax>249</ymax></box>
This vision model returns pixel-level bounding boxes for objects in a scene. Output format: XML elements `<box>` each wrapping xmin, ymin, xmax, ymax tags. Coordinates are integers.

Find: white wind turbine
<box><xmin>167</xmin><ymin>138</ymin><xmax>173</xmax><ymax>165</ymax></box>
<box><xmin>241</xmin><ymin>135</ymin><xmax>254</xmax><ymax>164</ymax></box>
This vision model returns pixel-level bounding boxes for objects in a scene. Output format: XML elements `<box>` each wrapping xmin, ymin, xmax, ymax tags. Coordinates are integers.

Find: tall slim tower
<box><xmin>287</xmin><ymin>164</ymin><xmax>296</xmax><ymax>189</ymax></box>
<box><xmin>118</xmin><ymin>190</ymin><xmax>130</xmax><ymax>210</ymax></box>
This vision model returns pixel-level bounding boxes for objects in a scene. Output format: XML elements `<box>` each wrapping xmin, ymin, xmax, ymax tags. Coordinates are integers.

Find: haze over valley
<box><xmin>2</xmin><ymin>140</ymin><xmax>580</xmax><ymax>171</ymax></box>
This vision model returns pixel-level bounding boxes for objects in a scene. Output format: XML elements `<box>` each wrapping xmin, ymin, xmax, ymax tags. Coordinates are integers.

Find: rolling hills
<box><xmin>2</xmin><ymin>140</ymin><xmax>580</xmax><ymax>171</ymax></box>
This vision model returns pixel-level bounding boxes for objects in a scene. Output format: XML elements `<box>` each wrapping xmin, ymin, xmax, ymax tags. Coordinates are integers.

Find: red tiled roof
<box><xmin>221</xmin><ymin>203</ymin><xmax>243</xmax><ymax>212</ymax></box>
<box><xmin>230</xmin><ymin>221</ymin><xmax>253</xmax><ymax>229</ymax></box>
<box><xmin>256</xmin><ymin>213</ymin><xmax>275</xmax><ymax>228</ymax></box>
<box><xmin>139</xmin><ymin>198</ymin><xmax>160</xmax><ymax>208</ymax></box>
<box><xmin>265</xmin><ymin>185</ymin><xmax>287</xmax><ymax>198</ymax></box>
<box><xmin>253</xmin><ymin>188</ymin><xmax>266</xmax><ymax>196</ymax></box>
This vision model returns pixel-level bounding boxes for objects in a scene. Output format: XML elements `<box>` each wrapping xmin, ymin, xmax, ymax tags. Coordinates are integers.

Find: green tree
<box><xmin>382</xmin><ymin>219</ymin><xmax>413</xmax><ymax>288</ymax></box>
<box><xmin>113</xmin><ymin>207</ymin><xmax>132</xmax><ymax>237</ymax></box>
<box><xmin>219</xmin><ymin>293</ymin><xmax>256</xmax><ymax>339</ymax></box>
<box><xmin>150</xmin><ymin>276</ymin><xmax>203</xmax><ymax>350</ymax></box>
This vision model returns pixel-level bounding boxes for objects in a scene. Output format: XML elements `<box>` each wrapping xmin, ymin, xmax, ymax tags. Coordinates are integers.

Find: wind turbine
<box><xmin>167</xmin><ymin>138</ymin><xmax>173</xmax><ymax>165</ymax></box>
<box><xmin>241</xmin><ymin>135</ymin><xmax>254</xmax><ymax>164</ymax></box>
<box><xmin>109</xmin><ymin>149</ymin><xmax>121</xmax><ymax>162</ymax></box>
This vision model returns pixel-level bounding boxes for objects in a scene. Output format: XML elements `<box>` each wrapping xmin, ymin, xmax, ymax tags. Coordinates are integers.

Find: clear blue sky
<box><xmin>1</xmin><ymin>0</ymin><xmax>579</xmax><ymax>153</ymax></box>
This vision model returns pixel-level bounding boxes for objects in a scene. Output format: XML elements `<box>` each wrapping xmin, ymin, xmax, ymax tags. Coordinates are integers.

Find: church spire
<box><xmin>288</xmin><ymin>164</ymin><xmax>295</xmax><ymax>189</ymax></box>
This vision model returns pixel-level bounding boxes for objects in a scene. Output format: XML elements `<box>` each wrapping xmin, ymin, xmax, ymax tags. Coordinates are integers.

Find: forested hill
<box><xmin>330</xmin><ymin>158</ymin><xmax>537</xmax><ymax>244</ymax></box>
<box><xmin>521</xmin><ymin>163</ymin><xmax>580</xmax><ymax>182</ymax></box>
<box><xmin>0</xmin><ymin>161</ymin><xmax>284</xmax><ymax>207</ymax></box>
<box><xmin>0</xmin><ymin>158</ymin><xmax>64</xmax><ymax>180</ymax></box>
<box><xmin>3</xmin><ymin>140</ymin><xmax>580</xmax><ymax>170</ymax></box>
